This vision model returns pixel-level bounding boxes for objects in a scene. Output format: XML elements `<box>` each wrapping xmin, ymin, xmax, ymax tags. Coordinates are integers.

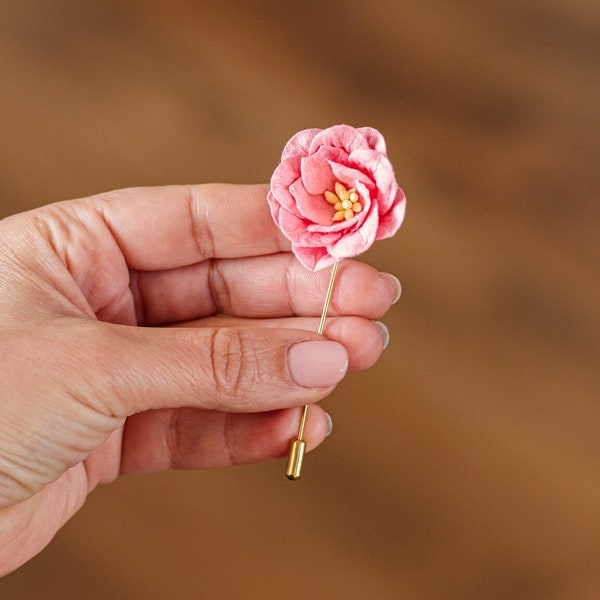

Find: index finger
<box><xmin>89</xmin><ymin>183</ymin><xmax>291</xmax><ymax>270</ymax></box>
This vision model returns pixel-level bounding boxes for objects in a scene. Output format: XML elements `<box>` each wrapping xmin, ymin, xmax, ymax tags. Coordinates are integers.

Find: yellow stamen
<box><xmin>324</xmin><ymin>190</ymin><xmax>339</xmax><ymax>205</ymax></box>
<box><xmin>334</xmin><ymin>182</ymin><xmax>346</xmax><ymax>198</ymax></box>
<box><xmin>323</xmin><ymin>181</ymin><xmax>363</xmax><ymax>222</ymax></box>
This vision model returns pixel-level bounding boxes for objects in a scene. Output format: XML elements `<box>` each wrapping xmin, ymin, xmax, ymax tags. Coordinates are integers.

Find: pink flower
<box><xmin>268</xmin><ymin>124</ymin><xmax>406</xmax><ymax>271</ymax></box>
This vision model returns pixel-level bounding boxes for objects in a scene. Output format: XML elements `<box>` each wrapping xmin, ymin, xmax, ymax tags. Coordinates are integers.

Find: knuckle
<box><xmin>207</xmin><ymin>328</ymin><xmax>260</xmax><ymax>408</ymax></box>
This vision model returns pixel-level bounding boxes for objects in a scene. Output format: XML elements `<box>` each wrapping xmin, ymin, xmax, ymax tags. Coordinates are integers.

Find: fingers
<box><xmin>132</xmin><ymin>255</ymin><xmax>400</xmax><ymax>325</ymax></box>
<box><xmin>178</xmin><ymin>315</ymin><xmax>388</xmax><ymax>372</ymax></box>
<box><xmin>70</xmin><ymin>321</ymin><xmax>348</xmax><ymax>419</ymax></box>
<box><xmin>120</xmin><ymin>405</ymin><xmax>330</xmax><ymax>474</ymax></box>
<box><xmin>89</xmin><ymin>184</ymin><xmax>290</xmax><ymax>270</ymax></box>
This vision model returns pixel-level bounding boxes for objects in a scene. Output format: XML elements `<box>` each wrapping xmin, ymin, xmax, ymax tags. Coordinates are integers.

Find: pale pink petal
<box><xmin>348</xmin><ymin>149</ymin><xmax>397</xmax><ymax>210</ymax></box>
<box><xmin>293</xmin><ymin>244</ymin><xmax>338</xmax><ymax>271</ymax></box>
<box><xmin>353</xmin><ymin>180</ymin><xmax>373</xmax><ymax>216</ymax></box>
<box><xmin>307</xmin><ymin>219</ymin><xmax>353</xmax><ymax>237</ymax></box>
<box><xmin>357</xmin><ymin>127</ymin><xmax>387</xmax><ymax>154</ymax></box>
<box><xmin>270</xmin><ymin>158</ymin><xmax>302</xmax><ymax>213</ymax></box>
<box><xmin>281</xmin><ymin>128</ymin><xmax>321</xmax><ymax>160</ymax></box>
<box><xmin>375</xmin><ymin>188</ymin><xmax>407</xmax><ymax>239</ymax></box>
<box><xmin>328</xmin><ymin>161</ymin><xmax>373</xmax><ymax>191</ymax></box>
<box><xmin>300</xmin><ymin>146</ymin><xmax>346</xmax><ymax>194</ymax></box>
<box><xmin>277</xmin><ymin>206</ymin><xmax>309</xmax><ymax>237</ymax></box>
<box><xmin>270</xmin><ymin>181</ymin><xmax>300</xmax><ymax>215</ymax></box>
<box><xmin>271</xmin><ymin>156</ymin><xmax>301</xmax><ymax>186</ymax></box>
<box><xmin>309</xmin><ymin>219</ymin><xmax>360</xmax><ymax>236</ymax></box>
<box><xmin>329</xmin><ymin>206</ymin><xmax>379</xmax><ymax>258</ymax></box>
<box><xmin>267</xmin><ymin>197</ymin><xmax>281</xmax><ymax>225</ymax></box>
<box><xmin>300</xmin><ymin>156</ymin><xmax>334</xmax><ymax>195</ymax></box>
<box><xmin>312</xmin><ymin>253</ymin><xmax>339</xmax><ymax>271</ymax></box>
<box><xmin>278</xmin><ymin>206</ymin><xmax>340</xmax><ymax>248</ymax></box>
<box><xmin>289</xmin><ymin>178</ymin><xmax>333</xmax><ymax>225</ymax></box>
<box><xmin>297</xmin><ymin>230</ymin><xmax>340</xmax><ymax>248</ymax></box>
<box><xmin>309</xmin><ymin>124</ymin><xmax>371</xmax><ymax>156</ymax></box>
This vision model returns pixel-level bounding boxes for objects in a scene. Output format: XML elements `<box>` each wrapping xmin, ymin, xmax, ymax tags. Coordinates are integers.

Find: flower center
<box><xmin>324</xmin><ymin>182</ymin><xmax>363</xmax><ymax>221</ymax></box>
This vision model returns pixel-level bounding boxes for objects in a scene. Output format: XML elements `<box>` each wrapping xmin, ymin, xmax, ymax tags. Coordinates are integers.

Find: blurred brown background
<box><xmin>1</xmin><ymin>1</ymin><xmax>599</xmax><ymax>598</ymax></box>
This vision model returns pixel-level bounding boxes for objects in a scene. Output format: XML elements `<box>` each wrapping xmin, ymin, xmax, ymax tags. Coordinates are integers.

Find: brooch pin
<box><xmin>267</xmin><ymin>124</ymin><xmax>406</xmax><ymax>479</ymax></box>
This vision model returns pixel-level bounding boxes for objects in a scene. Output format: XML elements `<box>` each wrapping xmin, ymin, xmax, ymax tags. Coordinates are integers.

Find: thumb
<box><xmin>73</xmin><ymin>321</ymin><xmax>349</xmax><ymax>418</ymax></box>
<box><xmin>0</xmin><ymin>320</ymin><xmax>346</xmax><ymax>508</ymax></box>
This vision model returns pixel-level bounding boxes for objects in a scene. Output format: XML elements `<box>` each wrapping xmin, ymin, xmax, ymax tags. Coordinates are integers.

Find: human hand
<box><xmin>0</xmin><ymin>184</ymin><xmax>400</xmax><ymax>575</ymax></box>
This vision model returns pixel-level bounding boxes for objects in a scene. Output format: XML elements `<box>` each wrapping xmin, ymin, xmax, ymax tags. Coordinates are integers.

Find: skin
<box><xmin>0</xmin><ymin>184</ymin><xmax>397</xmax><ymax>575</ymax></box>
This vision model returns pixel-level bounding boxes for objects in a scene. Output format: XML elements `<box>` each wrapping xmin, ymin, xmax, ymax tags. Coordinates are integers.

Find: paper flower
<box><xmin>268</xmin><ymin>125</ymin><xmax>406</xmax><ymax>271</ymax></box>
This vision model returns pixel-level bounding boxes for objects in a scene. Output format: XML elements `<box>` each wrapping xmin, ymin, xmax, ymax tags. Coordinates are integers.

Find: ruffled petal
<box><xmin>375</xmin><ymin>188</ymin><xmax>407</xmax><ymax>240</ymax></box>
<box><xmin>300</xmin><ymin>146</ymin><xmax>346</xmax><ymax>194</ymax></box>
<box><xmin>354</xmin><ymin>180</ymin><xmax>373</xmax><ymax>215</ymax></box>
<box><xmin>348</xmin><ymin>149</ymin><xmax>397</xmax><ymax>211</ymax></box>
<box><xmin>276</xmin><ymin>203</ymin><xmax>305</xmax><ymax>233</ymax></box>
<box><xmin>289</xmin><ymin>178</ymin><xmax>333</xmax><ymax>225</ymax></box>
<box><xmin>307</xmin><ymin>219</ymin><xmax>351</xmax><ymax>237</ymax></box>
<box><xmin>329</xmin><ymin>206</ymin><xmax>379</xmax><ymax>258</ymax></box>
<box><xmin>267</xmin><ymin>196</ymin><xmax>281</xmax><ymax>226</ymax></box>
<box><xmin>270</xmin><ymin>157</ymin><xmax>302</xmax><ymax>212</ymax></box>
<box><xmin>281</xmin><ymin>128</ymin><xmax>321</xmax><ymax>160</ymax></box>
<box><xmin>293</xmin><ymin>244</ymin><xmax>338</xmax><ymax>271</ymax></box>
<box><xmin>309</xmin><ymin>124</ymin><xmax>371</xmax><ymax>156</ymax></box>
<box><xmin>357</xmin><ymin>127</ymin><xmax>387</xmax><ymax>154</ymax></box>
<box><xmin>277</xmin><ymin>206</ymin><xmax>340</xmax><ymax>248</ymax></box>
<box><xmin>269</xmin><ymin>182</ymin><xmax>299</xmax><ymax>216</ymax></box>
<box><xmin>328</xmin><ymin>161</ymin><xmax>374</xmax><ymax>191</ymax></box>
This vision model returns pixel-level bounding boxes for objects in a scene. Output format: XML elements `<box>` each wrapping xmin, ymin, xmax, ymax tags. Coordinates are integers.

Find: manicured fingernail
<box><xmin>325</xmin><ymin>412</ymin><xmax>333</xmax><ymax>437</ymax></box>
<box><xmin>381</xmin><ymin>273</ymin><xmax>402</xmax><ymax>304</ymax></box>
<box><xmin>288</xmin><ymin>341</ymin><xmax>348</xmax><ymax>388</ymax></box>
<box><xmin>373</xmin><ymin>321</ymin><xmax>390</xmax><ymax>349</ymax></box>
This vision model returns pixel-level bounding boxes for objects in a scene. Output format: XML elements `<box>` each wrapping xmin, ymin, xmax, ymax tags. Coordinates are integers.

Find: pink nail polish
<box><xmin>287</xmin><ymin>341</ymin><xmax>348</xmax><ymax>388</ymax></box>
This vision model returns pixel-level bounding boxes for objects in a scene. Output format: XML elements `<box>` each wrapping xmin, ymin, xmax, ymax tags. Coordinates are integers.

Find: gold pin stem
<box><xmin>297</xmin><ymin>405</ymin><xmax>309</xmax><ymax>441</ymax></box>
<box><xmin>286</xmin><ymin>261</ymin><xmax>339</xmax><ymax>480</ymax></box>
<box><xmin>317</xmin><ymin>261</ymin><xmax>339</xmax><ymax>337</ymax></box>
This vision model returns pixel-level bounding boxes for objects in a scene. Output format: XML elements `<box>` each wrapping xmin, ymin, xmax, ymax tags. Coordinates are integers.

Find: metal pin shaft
<box><xmin>286</xmin><ymin>261</ymin><xmax>339</xmax><ymax>480</ymax></box>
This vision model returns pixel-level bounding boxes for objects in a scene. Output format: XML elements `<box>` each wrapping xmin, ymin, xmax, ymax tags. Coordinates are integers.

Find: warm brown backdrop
<box><xmin>1</xmin><ymin>1</ymin><xmax>599</xmax><ymax>598</ymax></box>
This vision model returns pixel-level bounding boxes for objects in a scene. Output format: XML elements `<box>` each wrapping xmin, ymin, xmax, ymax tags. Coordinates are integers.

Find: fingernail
<box><xmin>381</xmin><ymin>273</ymin><xmax>402</xmax><ymax>304</ymax></box>
<box><xmin>373</xmin><ymin>321</ymin><xmax>390</xmax><ymax>349</ymax></box>
<box><xmin>288</xmin><ymin>341</ymin><xmax>348</xmax><ymax>388</ymax></box>
<box><xmin>325</xmin><ymin>412</ymin><xmax>333</xmax><ymax>437</ymax></box>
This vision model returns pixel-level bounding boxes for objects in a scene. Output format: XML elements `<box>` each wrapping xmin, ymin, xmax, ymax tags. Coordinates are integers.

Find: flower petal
<box><xmin>348</xmin><ymin>149</ymin><xmax>397</xmax><ymax>211</ymax></box>
<box><xmin>357</xmin><ymin>127</ymin><xmax>387</xmax><ymax>154</ymax></box>
<box><xmin>375</xmin><ymin>188</ymin><xmax>407</xmax><ymax>239</ymax></box>
<box><xmin>277</xmin><ymin>206</ymin><xmax>340</xmax><ymax>248</ymax></box>
<box><xmin>309</xmin><ymin>124</ymin><xmax>371</xmax><ymax>156</ymax></box>
<box><xmin>354</xmin><ymin>180</ymin><xmax>373</xmax><ymax>215</ymax></box>
<box><xmin>293</xmin><ymin>244</ymin><xmax>338</xmax><ymax>271</ymax></box>
<box><xmin>277</xmin><ymin>205</ymin><xmax>309</xmax><ymax>238</ymax></box>
<box><xmin>329</xmin><ymin>206</ymin><xmax>379</xmax><ymax>258</ymax></box>
<box><xmin>281</xmin><ymin>128</ymin><xmax>321</xmax><ymax>160</ymax></box>
<box><xmin>270</xmin><ymin>158</ymin><xmax>302</xmax><ymax>211</ymax></box>
<box><xmin>300</xmin><ymin>146</ymin><xmax>347</xmax><ymax>194</ymax></box>
<box><xmin>289</xmin><ymin>178</ymin><xmax>333</xmax><ymax>225</ymax></box>
<box><xmin>329</xmin><ymin>161</ymin><xmax>374</xmax><ymax>191</ymax></box>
